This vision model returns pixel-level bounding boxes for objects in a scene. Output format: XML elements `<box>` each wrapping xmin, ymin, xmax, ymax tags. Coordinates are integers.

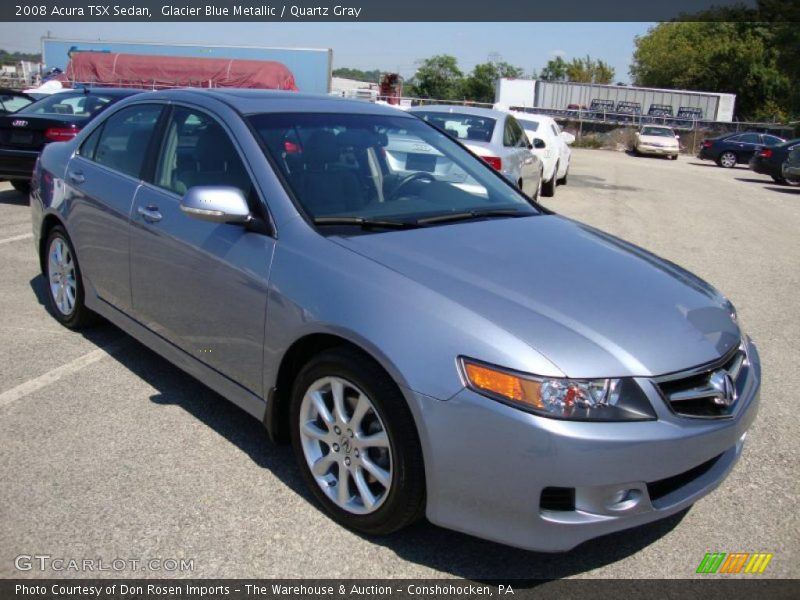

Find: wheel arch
<box><xmin>38</xmin><ymin>213</ymin><xmax>66</xmax><ymax>274</ymax></box>
<box><xmin>264</xmin><ymin>331</ymin><xmax>415</xmax><ymax>445</ymax></box>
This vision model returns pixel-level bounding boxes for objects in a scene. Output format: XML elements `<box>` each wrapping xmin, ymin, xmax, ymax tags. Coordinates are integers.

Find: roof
<box><xmin>131</xmin><ymin>88</ymin><xmax>416</xmax><ymax>117</ymax></box>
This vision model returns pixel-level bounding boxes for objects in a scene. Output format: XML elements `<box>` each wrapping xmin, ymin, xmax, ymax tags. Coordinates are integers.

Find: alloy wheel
<box><xmin>298</xmin><ymin>376</ymin><xmax>393</xmax><ymax>515</ymax></box>
<box><xmin>720</xmin><ymin>152</ymin><xmax>737</xmax><ymax>168</ymax></box>
<box><xmin>48</xmin><ymin>237</ymin><xmax>77</xmax><ymax>316</ymax></box>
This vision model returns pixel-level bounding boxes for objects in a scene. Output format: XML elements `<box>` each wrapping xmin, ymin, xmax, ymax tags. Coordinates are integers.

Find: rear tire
<box><xmin>717</xmin><ymin>151</ymin><xmax>737</xmax><ymax>168</ymax></box>
<box><xmin>290</xmin><ymin>347</ymin><xmax>425</xmax><ymax>536</ymax></box>
<box><xmin>541</xmin><ymin>166</ymin><xmax>557</xmax><ymax>197</ymax></box>
<box><xmin>43</xmin><ymin>226</ymin><xmax>97</xmax><ymax>330</ymax></box>
<box><xmin>10</xmin><ymin>179</ymin><xmax>30</xmax><ymax>194</ymax></box>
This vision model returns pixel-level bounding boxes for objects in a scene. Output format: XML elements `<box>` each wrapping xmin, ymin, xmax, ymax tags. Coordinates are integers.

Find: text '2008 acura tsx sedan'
<box><xmin>31</xmin><ymin>89</ymin><xmax>760</xmax><ymax>552</ymax></box>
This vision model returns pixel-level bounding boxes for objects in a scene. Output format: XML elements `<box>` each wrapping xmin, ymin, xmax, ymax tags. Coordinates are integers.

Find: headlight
<box><xmin>460</xmin><ymin>358</ymin><xmax>656</xmax><ymax>421</ymax></box>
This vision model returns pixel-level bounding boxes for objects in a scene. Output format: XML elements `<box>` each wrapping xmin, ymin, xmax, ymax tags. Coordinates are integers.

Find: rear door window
<box><xmin>737</xmin><ymin>133</ymin><xmax>760</xmax><ymax>144</ymax></box>
<box><xmin>92</xmin><ymin>104</ymin><xmax>163</xmax><ymax>179</ymax></box>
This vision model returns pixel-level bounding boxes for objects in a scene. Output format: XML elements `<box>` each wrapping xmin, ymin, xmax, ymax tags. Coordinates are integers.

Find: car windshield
<box><xmin>19</xmin><ymin>93</ymin><xmax>114</xmax><ymax>117</ymax></box>
<box><xmin>410</xmin><ymin>111</ymin><xmax>496</xmax><ymax>142</ymax></box>
<box><xmin>641</xmin><ymin>127</ymin><xmax>675</xmax><ymax>137</ymax></box>
<box><xmin>248</xmin><ymin>112</ymin><xmax>538</xmax><ymax>228</ymax></box>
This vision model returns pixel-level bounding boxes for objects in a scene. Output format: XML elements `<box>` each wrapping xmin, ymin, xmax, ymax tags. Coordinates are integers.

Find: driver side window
<box><xmin>153</xmin><ymin>107</ymin><xmax>253</xmax><ymax>198</ymax></box>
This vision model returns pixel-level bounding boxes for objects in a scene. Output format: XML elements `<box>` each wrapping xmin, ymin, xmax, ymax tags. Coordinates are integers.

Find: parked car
<box><xmin>504</xmin><ymin>109</ymin><xmax>573</xmax><ymax>197</ymax></box>
<box><xmin>0</xmin><ymin>88</ymin><xmax>142</xmax><ymax>193</ymax></box>
<box><xmin>697</xmin><ymin>131</ymin><xmax>786</xmax><ymax>168</ymax></box>
<box><xmin>749</xmin><ymin>138</ymin><xmax>800</xmax><ymax>185</ymax></box>
<box><xmin>633</xmin><ymin>125</ymin><xmax>680</xmax><ymax>160</ymax></box>
<box><xmin>0</xmin><ymin>89</ymin><xmax>35</xmax><ymax>115</ymax></box>
<box><xmin>615</xmin><ymin>101</ymin><xmax>642</xmax><ymax>124</ymax></box>
<box><xmin>782</xmin><ymin>147</ymin><xmax>800</xmax><ymax>184</ymax></box>
<box><xmin>31</xmin><ymin>89</ymin><xmax>760</xmax><ymax>553</ymax></box>
<box><xmin>408</xmin><ymin>105</ymin><xmax>543</xmax><ymax>199</ymax></box>
<box><xmin>589</xmin><ymin>98</ymin><xmax>615</xmax><ymax>120</ymax></box>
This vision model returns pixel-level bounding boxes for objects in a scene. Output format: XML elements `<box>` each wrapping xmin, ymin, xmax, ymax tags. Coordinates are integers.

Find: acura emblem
<box><xmin>709</xmin><ymin>370</ymin><xmax>737</xmax><ymax>407</ymax></box>
<box><xmin>12</xmin><ymin>119</ymin><xmax>28</xmax><ymax>127</ymax></box>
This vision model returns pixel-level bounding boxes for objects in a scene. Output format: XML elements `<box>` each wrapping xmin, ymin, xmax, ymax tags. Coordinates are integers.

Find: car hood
<box><xmin>332</xmin><ymin>215</ymin><xmax>740</xmax><ymax>378</ymax></box>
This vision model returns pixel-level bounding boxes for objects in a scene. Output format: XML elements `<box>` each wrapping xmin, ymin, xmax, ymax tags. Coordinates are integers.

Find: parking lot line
<box><xmin>0</xmin><ymin>339</ymin><xmax>128</xmax><ymax>409</ymax></box>
<box><xmin>0</xmin><ymin>232</ymin><xmax>33</xmax><ymax>246</ymax></box>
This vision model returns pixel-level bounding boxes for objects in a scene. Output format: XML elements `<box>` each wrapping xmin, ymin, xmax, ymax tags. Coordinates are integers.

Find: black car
<box><xmin>0</xmin><ymin>89</ymin><xmax>36</xmax><ymax>115</ymax></box>
<box><xmin>697</xmin><ymin>131</ymin><xmax>785</xmax><ymax>168</ymax></box>
<box><xmin>0</xmin><ymin>88</ymin><xmax>143</xmax><ymax>193</ymax></box>
<box><xmin>749</xmin><ymin>138</ymin><xmax>800</xmax><ymax>184</ymax></box>
<box><xmin>782</xmin><ymin>148</ymin><xmax>800</xmax><ymax>184</ymax></box>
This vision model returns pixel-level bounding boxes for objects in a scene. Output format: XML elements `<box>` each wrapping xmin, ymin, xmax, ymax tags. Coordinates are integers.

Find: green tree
<box><xmin>539</xmin><ymin>56</ymin><xmax>568</xmax><ymax>81</ymax></box>
<box><xmin>407</xmin><ymin>54</ymin><xmax>464</xmax><ymax>100</ymax></box>
<box><xmin>630</xmin><ymin>18</ymin><xmax>795</xmax><ymax>121</ymax></box>
<box><xmin>331</xmin><ymin>68</ymin><xmax>382</xmax><ymax>83</ymax></box>
<box><xmin>565</xmin><ymin>56</ymin><xmax>616</xmax><ymax>84</ymax></box>
<box><xmin>463</xmin><ymin>57</ymin><xmax>524</xmax><ymax>104</ymax></box>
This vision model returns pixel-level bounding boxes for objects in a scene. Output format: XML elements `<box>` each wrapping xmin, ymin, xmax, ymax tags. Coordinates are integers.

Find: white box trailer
<box><xmin>495</xmin><ymin>78</ymin><xmax>737</xmax><ymax>122</ymax></box>
<box><xmin>494</xmin><ymin>78</ymin><xmax>536</xmax><ymax>108</ymax></box>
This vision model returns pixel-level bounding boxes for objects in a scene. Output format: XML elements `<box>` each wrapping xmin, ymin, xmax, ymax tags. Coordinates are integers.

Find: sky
<box><xmin>0</xmin><ymin>22</ymin><xmax>653</xmax><ymax>83</ymax></box>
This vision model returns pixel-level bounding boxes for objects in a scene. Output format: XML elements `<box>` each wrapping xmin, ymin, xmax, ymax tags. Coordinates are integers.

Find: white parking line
<box><xmin>0</xmin><ymin>339</ymin><xmax>128</xmax><ymax>409</ymax></box>
<box><xmin>0</xmin><ymin>232</ymin><xmax>33</xmax><ymax>246</ymax></box>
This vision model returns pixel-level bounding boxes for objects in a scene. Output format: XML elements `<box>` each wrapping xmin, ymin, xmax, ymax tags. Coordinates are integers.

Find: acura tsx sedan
<box><xmin>30</xmin><ymin>89</ymin><xmax>760</xmax><ymax>552</ymax></box>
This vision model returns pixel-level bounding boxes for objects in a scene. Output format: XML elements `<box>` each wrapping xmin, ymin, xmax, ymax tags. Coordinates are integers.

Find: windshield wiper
<box><xmin>415</xmin><ymin>209</ymin><xmax>531</xmax><ymax>225</ymax></box>
<box><xmin>313</xmin><ymin>216</ymin><xmax>421</xmax><ymax>230</ymax></box>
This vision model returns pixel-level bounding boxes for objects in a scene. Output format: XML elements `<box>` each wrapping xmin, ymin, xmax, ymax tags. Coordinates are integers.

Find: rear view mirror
<box><xmin>533</xmin><ymin>138</ymin><xmax>546</xmax><ymax>149</ymax></box>
<box><xmin>180</xmin><ymin>186</ymin><xmax>252</xmax><ymax>224</ymax></box>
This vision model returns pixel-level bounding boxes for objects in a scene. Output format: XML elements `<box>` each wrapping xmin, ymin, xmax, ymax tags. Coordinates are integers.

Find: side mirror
<box><xmin>561</xmin><ymin>132</ymin><xmax>575</xmax><ymax>145</ymax></box>
<box><xmin>180</xmin><ymin>186</ymin><xmax>252</xmax><ymax>224</ymax></box>
<box><xmin>533</xmin><ymin>138</ymin><xmax>546</xmax><ymax>149</ymax></box>
<box><xmin>675</xmin><ymin>135</ymin><xmax>680</xmax><ymax>139</ymax></box>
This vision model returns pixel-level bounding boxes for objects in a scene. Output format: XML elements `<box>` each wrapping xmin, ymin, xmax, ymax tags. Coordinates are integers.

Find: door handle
<box><xmin>68</xmin><ymin>170</ymin><xmax>85</xmax><ymax>184</ymax></box>
<box><xmin>137</xmin><ymin>205</ymin><xmax>162</xmax><ymax>223</ymax></box>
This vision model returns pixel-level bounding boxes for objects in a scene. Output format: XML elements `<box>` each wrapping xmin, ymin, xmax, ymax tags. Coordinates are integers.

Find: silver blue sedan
<box><xmin>30</xmin><ymin>89</ymin><xmax>759</xmax><ymax>552</ymax></box>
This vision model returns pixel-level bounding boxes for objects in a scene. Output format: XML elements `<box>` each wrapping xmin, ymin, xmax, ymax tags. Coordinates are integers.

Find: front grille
<box><xmin>656</xmin><ymin>343</ymin><xmax>748</xmax><ymax>419</ymax></box>
<box><xmin>540</xmin><ymin>487</ymin><xmax>575</xmax><ymax>511</ymax></box>
<box><xmin>647</xmin><ymin>454</ymin><xmax>722</xmax><ymax>502</ymax></box>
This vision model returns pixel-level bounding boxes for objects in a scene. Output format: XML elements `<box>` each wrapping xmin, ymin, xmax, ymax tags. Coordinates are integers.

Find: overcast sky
<box><xmin>0</xmin><ymin>22</ymin><xmax>653</xmax><ymax>82</ymax></box>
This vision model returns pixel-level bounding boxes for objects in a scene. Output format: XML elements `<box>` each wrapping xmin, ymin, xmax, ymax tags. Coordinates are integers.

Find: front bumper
<box><xmin>0</xmin><ymin>147</ymin><xmax>39</xmax><ymax>180</ymax></box>
<box><xmin>637</xmin><ymin>144</ymin><xmax>678</xmax><ymax>156</ymax></box>
<box><xmin>407</xmin><ymin>340</ymin><xmax>761</xmax><ymax>552</ymax></box>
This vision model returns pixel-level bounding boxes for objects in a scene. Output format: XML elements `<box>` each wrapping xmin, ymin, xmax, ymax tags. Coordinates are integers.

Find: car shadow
<box><xmin>765</xmin><ymin>186</ymin><xmax>800</xmax><ymax>195</ymax></box>
<box><xmin>735</xmin><ymin>177</ymin><xmax>773</xmax><ymax>184</ymax></box>
<box><xmin>27</xmin><ymin>274</ymin><xmax>691</xmax><ymax>580</ymax></box>
<box><xmin>0</xmin><ymin>186</ymin><xmax>28</xmax><ymax>205</ymax></box>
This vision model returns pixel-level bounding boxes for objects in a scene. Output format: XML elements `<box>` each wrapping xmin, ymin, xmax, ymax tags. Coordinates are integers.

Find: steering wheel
<box><xmin>388</xmin><ymin>172</ymin><xmax>436</xmax><ymax>200</ymax></box>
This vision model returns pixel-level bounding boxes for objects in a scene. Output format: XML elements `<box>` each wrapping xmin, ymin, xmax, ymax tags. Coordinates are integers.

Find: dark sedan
<box><xmin>782</xmin><ymin>148</ymin><xmax>800</xmax><ymax>184</ymax></box>
<box><xmin>697</xmin><ymin>131</ymin><xmax>785</xmax><ymax>168</ymax></box>
<box><xmin>749</xmin><ymin>138</ymin><xmax>800</xmax><ymax>184</ymax></box>
<box><xmin>0</xmin><ymin>88</ymin><xmax>143</xmax><ymax>193</ymax></box>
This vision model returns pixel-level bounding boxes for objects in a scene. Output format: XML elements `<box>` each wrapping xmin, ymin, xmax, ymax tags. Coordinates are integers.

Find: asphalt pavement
<box><xmin>0</xmin><ymin>149</ymin><xmax>798</xmax><ymax>579</ymax></box>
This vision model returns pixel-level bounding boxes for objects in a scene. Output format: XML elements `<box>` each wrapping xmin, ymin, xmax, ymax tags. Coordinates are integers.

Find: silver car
<box><xmin>408</xmin><ymin>105</ymin><xmax>544</xmax><ymax>199</ymax></box>
<box><xmin>31</xmin><ymin>89</ymin><xmax>759</xmax><ymax>552</ymax></box>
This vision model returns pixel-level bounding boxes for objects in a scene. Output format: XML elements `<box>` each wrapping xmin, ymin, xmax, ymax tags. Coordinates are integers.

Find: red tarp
<box><xmin>58</xmin><ymin>52</ymin><xmax>298</xmax><ymax>91</ymax></box>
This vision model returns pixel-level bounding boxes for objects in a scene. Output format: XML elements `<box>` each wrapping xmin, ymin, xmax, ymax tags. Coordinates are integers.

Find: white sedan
<box><xmin>497</xmin><ymin>108</ymin><xmax>573</xmax><ymax>197</ymax></box>
<box><xmin>633</xmin><ymin>125</ymin><xmax>680</xmax><ymax>160</ymax></box>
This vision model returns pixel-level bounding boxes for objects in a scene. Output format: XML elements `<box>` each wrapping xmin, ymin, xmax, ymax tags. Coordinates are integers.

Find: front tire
<box><xmin>718</xmin><ymin>151</ymin><xmax>737</xmax><ymax>168</ymax></box>
<box><xmin>542</xmin><ymin>164</ymin><xmax>557</xmax><ymax>197</ymax></box>
<box><xmin>290</xmin><ymin>347</ymin><xmax>425</xmax><ymax>536</ymax></box>
<box><xmin>557</xmin><ymin>162</ymin><xmax>569</xmax><ymax>185</ymax></box>
<box><xmin>43</xmin><ymin>226</ymin><xmax>96</xmax><ymax>329</ymax></box>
